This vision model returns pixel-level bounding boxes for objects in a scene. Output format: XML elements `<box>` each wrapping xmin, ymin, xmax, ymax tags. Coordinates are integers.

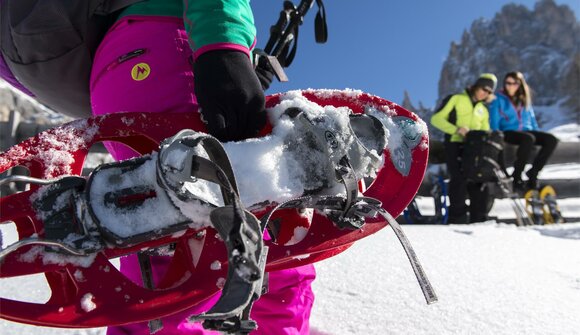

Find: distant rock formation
<box><xmin>437</xmin><ymin>0</ymin><xmax>579</xmax><ymax>130</ymax></box>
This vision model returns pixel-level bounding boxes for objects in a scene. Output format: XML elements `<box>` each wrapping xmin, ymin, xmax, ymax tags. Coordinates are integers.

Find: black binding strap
<box><xmin>259</xmin><ymin>192</ymin><xmax>439</xmax><ymax>305</ymax></box>
<box><xmin>157</xmin><ymin>131</ymin><xmax>266</xmax><ymax>333</ymax></box>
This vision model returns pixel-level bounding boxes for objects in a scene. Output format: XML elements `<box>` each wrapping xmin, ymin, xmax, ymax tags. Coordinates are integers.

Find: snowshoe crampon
<box><xmin>0</xmin><ymin>90</ymin><xmax>432</xmax><ymax>329</ymax></box>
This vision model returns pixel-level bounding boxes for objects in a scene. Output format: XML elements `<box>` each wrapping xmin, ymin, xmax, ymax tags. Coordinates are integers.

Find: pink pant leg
<box><xmin>91</xmin><ymin>16</ymin><xmax>316</xmax><ymax>335</ymax></box>
<box><xmin>90</xmin><ymin>15</ymin><xmax>198</xmax><ymax>160</ymax></box>
<box><xmin>251</xmin><ymin>266</ymin><xmax>316</xmax><ymax>335</ymax></box>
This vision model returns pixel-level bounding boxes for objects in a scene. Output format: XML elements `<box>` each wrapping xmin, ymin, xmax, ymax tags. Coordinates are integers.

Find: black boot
<box><xmin>526</xmin><ymin>171</ymin><xmax>540</xmax><ymax>190</ymax></box>
<box><xmin>512</xmin><ymin>178</ymin><xmax>525</xmax><ymax>194</ymax></box>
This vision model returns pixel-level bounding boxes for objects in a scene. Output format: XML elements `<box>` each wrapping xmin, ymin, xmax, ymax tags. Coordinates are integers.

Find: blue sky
<box><xmin>251</xmin><ymin>0</ymin><xmax>579</xmax><ymax>108</ymax></box>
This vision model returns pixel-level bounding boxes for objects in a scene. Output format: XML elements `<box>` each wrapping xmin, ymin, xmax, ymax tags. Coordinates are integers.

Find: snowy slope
<box><xmin>310</xmin><ymin>221</ymin><xmax>580</xmax><ymax>335</ymax></box>
<box><xmin>2</xmin><ymin>207</ymin><xmax>579</xmax><ymax>335</ymax></box>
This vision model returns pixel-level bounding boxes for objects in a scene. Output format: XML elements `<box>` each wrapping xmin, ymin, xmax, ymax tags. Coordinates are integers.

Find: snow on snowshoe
<box><xmin>0</xmin><ymin>89</ymin><xmax>433</xmax><ymax>330</ymax></box>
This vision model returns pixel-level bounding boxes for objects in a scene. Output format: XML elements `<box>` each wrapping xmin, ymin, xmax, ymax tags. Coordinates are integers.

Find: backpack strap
<box><xmin>432</xmin><ymin>94</ymin><xmax>456</xmax><ymax>142</ymax></box>
<box><xmin>93</xmin><ymin>0</ymin><xmax>144</xmax><ymax>15</ymax></box>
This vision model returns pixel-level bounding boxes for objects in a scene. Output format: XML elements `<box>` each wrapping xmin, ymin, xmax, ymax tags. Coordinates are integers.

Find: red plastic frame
<box><xmin>0</xmin><ymin>90</ymin><xmax>428</xmax><ymax>328</ymax></box>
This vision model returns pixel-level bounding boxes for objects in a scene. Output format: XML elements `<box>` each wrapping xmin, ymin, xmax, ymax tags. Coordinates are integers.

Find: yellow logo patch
<box><xmin>131</xmin><ymin>63</ymin><xmax>150</xmax><ymax>81</ymax></box>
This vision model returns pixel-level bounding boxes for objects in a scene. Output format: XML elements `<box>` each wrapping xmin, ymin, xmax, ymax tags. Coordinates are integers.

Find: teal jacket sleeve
<box><xmin>183</xmin><ymin>0</ymin><xmax>257</xmax><ymax>59</ymax></box>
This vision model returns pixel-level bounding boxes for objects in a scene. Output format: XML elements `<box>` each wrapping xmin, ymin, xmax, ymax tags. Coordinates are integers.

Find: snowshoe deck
<box><xmin>0</xmin><ymin>89</ymin><xmax>431</xmax><ymax>329</ymax></box>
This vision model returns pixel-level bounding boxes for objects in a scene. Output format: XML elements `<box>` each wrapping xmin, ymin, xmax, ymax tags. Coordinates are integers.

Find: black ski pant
<box><xmin>503</xmin><ymin>130</ymin><xmax>558</xmax><ymax>182</ymax></box>
<box><xmin>444</xmin><ymin>141</ymin><xmax>489</xmax><ymax>222</ymax></box>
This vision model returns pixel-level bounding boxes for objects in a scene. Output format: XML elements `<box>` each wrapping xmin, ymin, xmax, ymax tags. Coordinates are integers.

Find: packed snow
<box><xmin>80</xmin><ymin>294</ymin><xmax>97</xmax><ymax>313</ymax></box>
<box><xmin>536</xmin><ymin>162</ymin><xmax>580</xmax><ymax>180</ymax></box>
<box><xmin>88</xmin><ymin>155</ymin><xmax>200</xmax><ymax>238</ymax></box>
<box><xmin>310</xmin><ymin>220</ymin><xmax>580</xmax><ymax>335</ymax></box>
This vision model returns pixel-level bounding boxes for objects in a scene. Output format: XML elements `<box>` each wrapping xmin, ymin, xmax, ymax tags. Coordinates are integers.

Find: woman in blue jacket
<box><xmin>488</xmin><ymin>72</ymin><xmax>558</xmax><ymax>191</ymax></box>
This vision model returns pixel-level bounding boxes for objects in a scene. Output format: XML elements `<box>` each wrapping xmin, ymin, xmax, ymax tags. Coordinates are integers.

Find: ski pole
<box><xmin>255</xmin><ymin>0</ymin><xmax>327</xmax><ymax>81</ymax></box>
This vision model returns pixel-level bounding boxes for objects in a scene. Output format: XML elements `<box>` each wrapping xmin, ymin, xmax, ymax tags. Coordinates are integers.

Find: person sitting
<box><xmin>430</xmin><ymin>73</ymin><xmax>497</xmax><ymax>224</ymax></box>
<box><xmin>488</xmin><ymin>71</ymin><xmax>558</xmax><ymax>192</ymax></box>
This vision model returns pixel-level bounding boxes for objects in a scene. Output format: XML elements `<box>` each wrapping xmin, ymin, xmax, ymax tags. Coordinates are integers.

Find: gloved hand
<box><xmin>254</xmin><ymin>56</ymin><xmax>275</xmax><ymax>91</ymax></box>
<box><xmin>194</xmin><ymin>50</ymin><xmax>266</xmax><ymax>142</ymax></box>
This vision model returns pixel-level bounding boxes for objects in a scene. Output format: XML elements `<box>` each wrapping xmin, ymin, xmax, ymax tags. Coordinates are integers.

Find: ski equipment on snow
<box><xmin>492</xmin><ymin>168</ymin><xmax>533</xmax><ymax>226</ymax></box>
<box><xmin>524</xmin><ymin>189</ymin><xmax>545</xmax><ymax>225</ymax></box>
<box><xmin>539</xmin><ymin>185</ymin><xmax>565</xmax><ymax>224</ymax></box>
<box><xmin>462</xmin><ymin>131</ymin><xmax>533</xmax><ymax>226</ymax></box>
<box><xmin>0</xmin><ymin>90</ymin><xmax>435</xmax><ymax>332</ymax></box>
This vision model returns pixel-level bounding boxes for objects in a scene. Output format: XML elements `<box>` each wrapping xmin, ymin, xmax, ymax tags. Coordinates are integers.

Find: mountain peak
<box><xmin>438</xmin><ymin>0</ymin><xmax>579</xmax><ymax>129</ymax></box>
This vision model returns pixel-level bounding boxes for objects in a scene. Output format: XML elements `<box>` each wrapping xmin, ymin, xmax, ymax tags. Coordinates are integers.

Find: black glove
<box><xmin>255</xmin><ymin>56</ymin><xmax>275</xmax><ymax>91</ymax></box>
<box><xmin>194</xmin><ymin>50</ymin><xmax>266</xmax><ymax>142</ymax></box>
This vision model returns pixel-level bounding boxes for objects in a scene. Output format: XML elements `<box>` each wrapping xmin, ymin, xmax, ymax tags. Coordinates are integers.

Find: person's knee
<box><xmin>544</xmin><ymin>133</ymin><xmax>559</xmax><ymax>150</ymax></box>
<box><xmin>520</xmin><ymin>132</ymin><xmax>536</xmax><ymax>146</ymax></box>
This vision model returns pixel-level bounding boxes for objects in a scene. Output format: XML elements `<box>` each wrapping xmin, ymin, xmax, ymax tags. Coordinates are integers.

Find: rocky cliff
<box><xmin>437</xmin><ymin>0</ymin><xmax>579</xmax><ymax>130</ymax></box>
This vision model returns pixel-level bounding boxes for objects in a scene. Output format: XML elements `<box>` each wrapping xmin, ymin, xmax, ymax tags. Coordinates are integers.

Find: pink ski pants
<box><xmin>90</xmin><ymin>16</ymin><xmax>315</xmax><ymax>335</ymax></box>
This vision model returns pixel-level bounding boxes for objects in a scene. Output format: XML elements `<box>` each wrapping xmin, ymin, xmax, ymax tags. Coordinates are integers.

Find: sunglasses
<box><xmin>505</xmin><ymin>80</ymin><xmax>519</xmax><ymax>86</ymax></box>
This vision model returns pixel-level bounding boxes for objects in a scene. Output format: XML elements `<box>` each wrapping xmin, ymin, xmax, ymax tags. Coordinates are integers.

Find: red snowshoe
<box><xmin>0</xmin><ymin>90</ymin><xmax>433</xmax><ymax>331</ymax></box>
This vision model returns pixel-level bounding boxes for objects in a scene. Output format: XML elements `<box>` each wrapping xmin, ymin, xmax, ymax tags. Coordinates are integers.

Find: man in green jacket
<box><xmin>431</xmin><ymin>73</ymin><xmax>497</xmax><ymax>223</ymax></box>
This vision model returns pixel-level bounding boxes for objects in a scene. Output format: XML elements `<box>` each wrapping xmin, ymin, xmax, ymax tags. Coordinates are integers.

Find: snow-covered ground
<box><xmin>549</xmin><ymin>123</ymin><xmax>580</xmax><ymax>142</ymax></box>
<box><xmin>310</xmin><ymin>221</ymin><xmax>580</xmax><ymax>335</ymax></box>
<box><xmin>1</xmin><ymin>196</ymin><xmax>579</xmax><ymax>335</ymax></box>
<box><xmin>536</xmin><ymin>162</ymin><xmax>580</xmax><ymax>180</ymax></box>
